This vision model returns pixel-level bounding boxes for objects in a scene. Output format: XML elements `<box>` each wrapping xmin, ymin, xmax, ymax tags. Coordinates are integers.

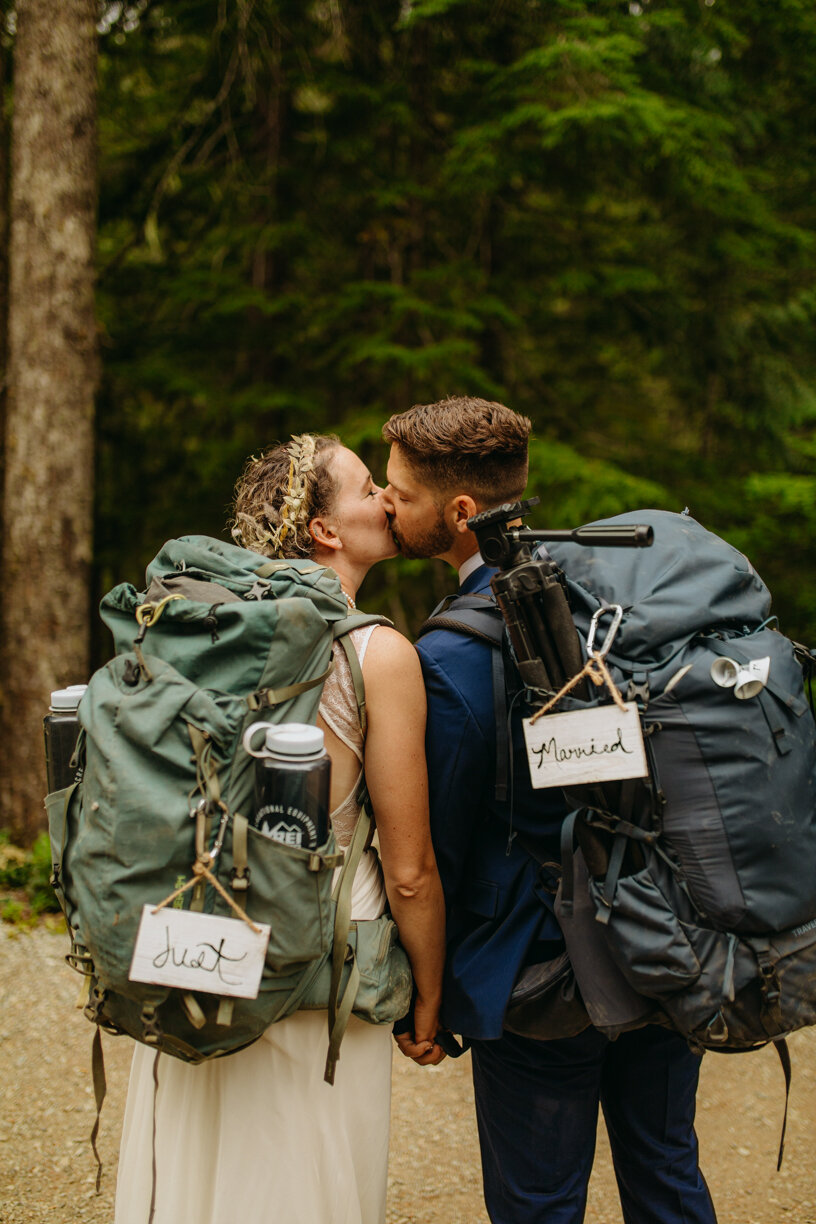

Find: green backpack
<box><xmin>47</xmin><ymin>535</ymin><xmax>412</xmax><ymax>1088</ymax></box>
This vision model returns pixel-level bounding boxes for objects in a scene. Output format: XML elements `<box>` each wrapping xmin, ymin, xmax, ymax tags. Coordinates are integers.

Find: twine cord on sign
<box><xmin>530</xmin><ymin>604</ymin><xmax>628</xmax><ymax>724</ymax></box>
<box><xmin>529</xmin><ymin>652</ymin><xmax>627</xmax><ymax>724</ymax></box>
<box><xmin>151</xmin><ymin>859</ymin><xmax>262</xmax><ymax>934</ymax></box>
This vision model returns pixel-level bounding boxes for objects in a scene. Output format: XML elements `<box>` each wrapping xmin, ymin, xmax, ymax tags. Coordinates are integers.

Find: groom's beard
<box><xmin>389</xmin><ymin>511</ymin><xmax>454</xmax><ymax>560</ymax></box>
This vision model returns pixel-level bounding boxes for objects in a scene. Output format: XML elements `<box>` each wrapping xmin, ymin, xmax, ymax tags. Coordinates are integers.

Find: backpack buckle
<box><xmin>140</xmin><ymin>1004</ymin><xmax>162</xmax><ymax>1045</ymax></box>
<box><xmin>535</xmin><ymin>860</ymin><xmax>561</xmax><ymax>897</ymax></box>
<box><xmin>66</xmin><ymin>942</ymin><xmax>95</xmax><ymax>975</ymax></box>
<box><xmin>246</xmin><ymin>579</ymin><xmax>272</xmax><ymax>601</ymax></box>
<box><xmin>759</xmin><ymin>961</ymin><xmax>781</xmax><ymax>1004</ymax></box>
<box><xmin>626</xmin><ymin>676</ymin><xmax>651</xmax><ymax>708</ymax></box>
<box><xmin>84</xmin><ymin>984</ymin><xmax>107</xmax><ymax>1025</ymax></box>
<box><xmin>123</xmin><ymin>657</ymin><xmax>142</xmax><ymax>687</ymax></box>
<box><xmin>703</xmin><ymin>1011</ymin><xmax>729</xmax><ymax>1044</ymax></box>
<box><xmin>230</xmin><ymin>866</ymin><xmax>250</xmax><ymax>892</ymax></box>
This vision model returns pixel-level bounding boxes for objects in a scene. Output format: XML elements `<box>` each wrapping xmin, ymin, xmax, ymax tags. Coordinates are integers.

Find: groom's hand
<box><xmin>394</xmin><ymin>1030</ymin><xmax>447</xmax><ymax>1065</ymax></box>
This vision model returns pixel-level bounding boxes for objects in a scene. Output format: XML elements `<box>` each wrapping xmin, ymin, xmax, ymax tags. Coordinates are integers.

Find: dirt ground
<box><xmin>2</xmin><ymin>924</ymin><xmax>815</xmax><ymax>1223</ymax></box>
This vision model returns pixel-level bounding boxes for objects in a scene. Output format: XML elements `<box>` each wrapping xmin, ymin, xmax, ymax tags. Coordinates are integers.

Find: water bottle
<box><xmin>242</xmin><ymin>722</ymin><xmax>331</xmax><ymax>850</ymax></box>
<box><xmin>43</xmin><ymin>684</ymin><xmax>88</xmax><ymax>793</ymax></box>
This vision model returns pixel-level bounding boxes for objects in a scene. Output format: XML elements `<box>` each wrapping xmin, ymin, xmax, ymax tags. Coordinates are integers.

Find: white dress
<box><xmin>115</xmin><ymin>626</ymin><xmax>393</xmax><ymax>1224</ymax></box>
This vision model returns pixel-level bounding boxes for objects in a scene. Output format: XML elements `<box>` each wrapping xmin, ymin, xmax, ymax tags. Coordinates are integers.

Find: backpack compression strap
<box><xmin>324</xmin><ymin>802</ymin><xmax>372</xmax><ymax>1084</ymax></box>
<box><xmin>321</xmin><ymin>612</ymin><xmax>391</xmax><ymax>1083</ymax></box>
<box><xmin>417</xmin><ymin>596</ymin><xmax>511</xmax><ymax>803</ymax></box>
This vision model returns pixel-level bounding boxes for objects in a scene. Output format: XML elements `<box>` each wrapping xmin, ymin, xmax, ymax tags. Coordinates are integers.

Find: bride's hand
<box><xmin>394</xmin><ymin>996</ymin><xmax>447</xmax><ymax>1066</ymax></box>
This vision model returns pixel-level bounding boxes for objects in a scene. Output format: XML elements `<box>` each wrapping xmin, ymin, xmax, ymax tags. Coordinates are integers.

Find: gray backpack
<box><xmin>423</xmin><ymin>511</ymin><xmax>816</xmax><ymax>1064</ymax></box>
<box><xmin>546</xmin><ymin>510</ymin><xmax>816</xmax><ymax>1061</ymax></box>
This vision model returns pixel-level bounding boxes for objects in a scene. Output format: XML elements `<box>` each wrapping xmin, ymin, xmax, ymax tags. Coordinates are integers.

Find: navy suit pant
<box><xmin>470</xmin><ymin>1025</ymin><xmax>717</xmax><ymax>1224</ymax></box>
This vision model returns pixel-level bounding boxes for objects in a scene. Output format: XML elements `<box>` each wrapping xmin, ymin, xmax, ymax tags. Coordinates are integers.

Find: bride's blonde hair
<box><xmin>229</xmin><ymin>433</ymin><xmax>340</xmax><ymax>559</ymax></box>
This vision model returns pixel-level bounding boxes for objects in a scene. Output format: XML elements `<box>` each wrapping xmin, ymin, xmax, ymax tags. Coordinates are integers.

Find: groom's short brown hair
<box><xmin>382</xmin><ymin>396</ymin><xmax>531</xmax><ymax>506</ymax></box>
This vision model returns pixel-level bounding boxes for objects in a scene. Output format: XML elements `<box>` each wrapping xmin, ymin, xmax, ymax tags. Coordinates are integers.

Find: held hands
<box><xmin>394</xmin><ymin>995</ymin><xmax>447</xmax><ymax>1066</ymax></box>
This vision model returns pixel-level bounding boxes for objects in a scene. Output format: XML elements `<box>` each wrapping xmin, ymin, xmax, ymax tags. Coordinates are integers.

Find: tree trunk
<box><xmin>0</xmin><ymin>0</ymin><xmax>98</xmax><ymax>842</ymax></box>
<box><xmin>0</xmin><ymin>11</ymin><xmax>10</xmax><ymax>493</ymax></box>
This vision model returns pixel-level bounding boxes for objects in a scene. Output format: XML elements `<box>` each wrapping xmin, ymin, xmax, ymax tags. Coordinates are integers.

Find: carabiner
<box><xmin>586</xmin><ymin>605</ymin><xmax>624</xmax><ymax>659</ymax></box>
<box><xmin>209</xmin><ymin>803</ymin><xmax>231</xmax><ymax>864</ymax></box>
<box><xmin>135</xmin><ymin>593</ymin><xmax>186</xmax><ymax>627</ymax></box>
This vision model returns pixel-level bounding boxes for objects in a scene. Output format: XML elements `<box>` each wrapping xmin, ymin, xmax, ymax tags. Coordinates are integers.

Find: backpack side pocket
<box><xmin>590</xmin><ymin>864</ymin><xmax>702</xmax><ymax>999</ymax></box>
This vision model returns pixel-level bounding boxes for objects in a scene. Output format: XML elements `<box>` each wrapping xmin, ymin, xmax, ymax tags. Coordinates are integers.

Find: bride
<box><xmin>115</xmin><ymin>434</ymin><xmax>446</xmax><ymax>1224</ymax></box>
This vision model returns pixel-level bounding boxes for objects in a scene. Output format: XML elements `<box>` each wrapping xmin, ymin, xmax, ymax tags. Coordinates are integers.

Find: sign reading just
<box><xmin>523</xmin><ymin>702</ymin><xmax>648</xmax><ymax>789</ymax></box>
<box><xmin>129</xmin><ymin>906</ymin><xmax>270</xmax><ymax>999</ymax></box>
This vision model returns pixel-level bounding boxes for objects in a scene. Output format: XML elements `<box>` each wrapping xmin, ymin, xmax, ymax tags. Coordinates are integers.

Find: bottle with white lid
<box><xmin>43</xmin><ymin>684</ymin><xmax>88</xmax><ymax>793</ymax></box>
<box><xmin>242</xmin><ymin>721</ymin><xmax>331</xmax><ymax>850</ymax></box>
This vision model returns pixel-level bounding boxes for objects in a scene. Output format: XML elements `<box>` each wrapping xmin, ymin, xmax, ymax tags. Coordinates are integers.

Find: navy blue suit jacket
<box><xmin>416</xmin><ymin>564</ymin><xmax>567</xmax><ymax>1040</ymax></box>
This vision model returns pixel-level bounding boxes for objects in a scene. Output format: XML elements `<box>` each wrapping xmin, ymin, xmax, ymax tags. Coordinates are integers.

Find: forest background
<box><xmin>0</xmin><ymin>0</ymin><xmax>814</xmax><ymax>841</ymax></box>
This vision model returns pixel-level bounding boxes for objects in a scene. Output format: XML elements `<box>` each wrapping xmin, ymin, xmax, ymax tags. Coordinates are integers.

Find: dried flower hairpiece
<box><xmin>231</xmin><ymin>434</ymin><xmax>318</xmax><ymax>557</ymax></box>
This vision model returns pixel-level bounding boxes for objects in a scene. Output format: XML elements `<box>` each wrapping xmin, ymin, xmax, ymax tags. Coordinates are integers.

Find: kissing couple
<box><xmin>116</xmin><ymin>396</ymin><xmax>716</xmax><ymax>1224</ymax></box>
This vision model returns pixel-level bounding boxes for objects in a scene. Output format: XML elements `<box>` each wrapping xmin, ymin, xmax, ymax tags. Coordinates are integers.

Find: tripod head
<box><xmin>468</xmin><ymin>498</ymin><xmax>653</xmax><ymax>571</ymax></box>
<box><xmin>466</xmin><ymin>500</ymin><xmax>653</xmax><ymax>695</ymax></box>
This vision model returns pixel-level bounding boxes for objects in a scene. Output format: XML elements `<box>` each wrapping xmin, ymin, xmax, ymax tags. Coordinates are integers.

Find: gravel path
<box><xmin>2</xmin><ymin>924</ymin><xmax>815</xmax><ymax>1223</ymax></box>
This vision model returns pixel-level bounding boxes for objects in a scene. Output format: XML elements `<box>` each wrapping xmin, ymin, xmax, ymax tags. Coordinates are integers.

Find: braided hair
<box><xmin>229</xmin><ymin>434</ymin><xmax>340</xmax><ymax>559</ymax></box>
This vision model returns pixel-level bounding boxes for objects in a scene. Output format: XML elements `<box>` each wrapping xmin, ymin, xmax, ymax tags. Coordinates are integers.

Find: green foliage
<box><xmin>0</xmin><ymin>832</ymin><xmax>61</xmax><ymax>922</ymax></box>
<box><xmin>1</xmin><ymin>898</ymin><xmax>24</xmax><ymax>925</ymax></box>
<box><xmin>91</xmin><ymin>0</ymin><xmax>816</xmax><ymax>646</ymax></box>
<box><xmin>0</xmin><ymin>832</ymin><xmax>28</xmax><ymax>888</ymax></box>
<box><xmin>27</xmin><ymin>833</ymin><xmax>61</xmax><ymax>915</ymax></box>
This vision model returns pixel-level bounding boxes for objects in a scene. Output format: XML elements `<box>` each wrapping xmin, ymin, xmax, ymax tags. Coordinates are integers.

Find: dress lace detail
<box><xmin>319</xmin><ymin>623</ymin><xmax>377</xmax><ymax>849</ymax></box>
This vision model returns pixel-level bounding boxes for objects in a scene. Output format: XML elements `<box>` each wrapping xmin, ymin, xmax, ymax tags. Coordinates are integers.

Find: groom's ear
<box><xmin>446</xmin><ymin>493</ymin><xmax>479</xmax><ymax>535</ymax></box>
<box><xmin>308</xmin><ymin>516</ymin><xmax>342</xmax><ymax>551</ymax></box>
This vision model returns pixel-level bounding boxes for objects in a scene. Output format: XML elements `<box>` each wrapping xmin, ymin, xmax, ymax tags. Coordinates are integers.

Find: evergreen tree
<box><xmin>92</xmin><ymin>1</ymin><xmax>815</xmax><ymax>641</ymax></box>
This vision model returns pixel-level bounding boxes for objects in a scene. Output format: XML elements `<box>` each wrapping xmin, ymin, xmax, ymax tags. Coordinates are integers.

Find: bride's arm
<box><xmin>362</xmin><ymin>626</ymin><xmax>446</xmax><ymax>1063</ymax></box>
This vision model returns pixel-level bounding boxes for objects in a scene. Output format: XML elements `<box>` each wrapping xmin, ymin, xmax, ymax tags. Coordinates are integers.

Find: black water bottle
<box><xmin>242</xmin><ymin>722</ymin><xmax>331</xmax><ymax>850</ymax></box>
<box><xmin>43</xmin><ymin>685</ymin><xmax>88</xmax><ymax>794</ymax></box>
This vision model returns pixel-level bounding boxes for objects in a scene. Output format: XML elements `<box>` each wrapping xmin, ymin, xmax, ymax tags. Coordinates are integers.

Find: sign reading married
<box><xmin>129</xmin><ymin>906</ymin><xmax>271</xmax><ymax>999</ymax></box>
<box><xmin>523</xmin><ymin>701</ymin><xmax>648</xmax><ymax>789</ymax></box>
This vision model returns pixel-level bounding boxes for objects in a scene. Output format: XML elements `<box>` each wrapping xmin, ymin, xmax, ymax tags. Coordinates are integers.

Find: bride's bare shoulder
<box><xmin>362</xmin><ymin>624</ymin><xmax>423</xmax><ymax>681</ymax></box>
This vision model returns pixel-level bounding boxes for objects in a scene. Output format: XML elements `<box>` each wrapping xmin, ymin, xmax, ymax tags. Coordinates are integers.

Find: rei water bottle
<box><xmin>43</xmin><ymin>684</ymin><xmax>88</xmax><ymax>793</ymax></box>
<box><xmin>242</xmin><ymin>722</ymin><xmax>331</xmax><ymax>850</ymax></box>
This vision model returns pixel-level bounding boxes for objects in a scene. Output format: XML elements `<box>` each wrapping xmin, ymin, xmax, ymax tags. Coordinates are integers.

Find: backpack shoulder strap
<box><xmin>331</xmin><ymin>613</ymin><xmax>392</xmax><ymax>738</ymax></box>
<box><xmin>321</xmin><ymin>611</ymin><xmax>393</xmax><ymax>1081</ymax></box>
<box><xmin>416</xmin><ymin>595</ymin><xmax>510</xmax><ymax>803</ymax></box>
<box><xmin>417</xmin><ymin>593</ymin><xmax>504</xmax><ymax>648</ymax></box>
<box><xmin>324</xmin><ymin>800</ymin><xmax>372</xmax><ymax>1084</ymax></box>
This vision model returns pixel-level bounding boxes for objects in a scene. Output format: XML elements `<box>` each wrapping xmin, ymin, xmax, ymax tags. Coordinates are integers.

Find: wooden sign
<box><xmin>129</xmin><ymin>906</ymin><xmax>270</xmax><ymax>1000</ymax></box>
<box><xmin>523</xmin><ymin>702</ymin><xmax>648</xmax><ymax>790</ymax></box>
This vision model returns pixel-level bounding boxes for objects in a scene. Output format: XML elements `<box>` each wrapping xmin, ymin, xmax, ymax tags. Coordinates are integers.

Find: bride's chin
<box><xmin>373</xmin><ymin>536</ymin><xmax>400</xmax><ymax>562</ymax></box>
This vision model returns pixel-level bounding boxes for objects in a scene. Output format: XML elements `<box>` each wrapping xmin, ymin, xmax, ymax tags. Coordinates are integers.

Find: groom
<box><xmin>382</xmin><ymin>397</ymin><xmax>718</xmax><ymax>1224</ymax></box>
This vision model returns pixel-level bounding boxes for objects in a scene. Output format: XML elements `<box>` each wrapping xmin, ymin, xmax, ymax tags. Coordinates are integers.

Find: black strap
<box><xmin>418</xmin><ymin>604</ymin><xmax>505</xmax><ymax>649</ymax></box>
<box><xmin>149</xmin><ymin>1052</ymin><xmax>161</xmax><ymax>1224</ymax></box>
<box><xmin>436</xmin><ymin>1029</ymin><xmax>468</xmax><ymax>1058</ymax></box>
<box><xmin>492</xmin><ymin>645</ymin><xmax>509</xmax><ymax>802</ymax></box>
<box><xmin>90</xmin><ymin>1028</ymin><xmax>107</xmax><ymax>1193</ymax></box>
<box><xmin>417</xmin><ymin>597</ymin><xmax>510</xmax><ymax>803</ymax></box>
<box><xmin>558</xmin><ymin>810</ymin><xmax>582</xmax><ymax>915</ymax></box>
<box><xmin>596</xmin><ymin>777</ymin><xmax>639</xmax><ymax>922</ymax></box>
<box><xmin>421</xmin><ymin>591</ymin><xmax>496</xmax><ymax>621</ymax></box>
<box><xmin>774</xmin><ymin>1037</ymin><xmax>791</xmax><ymax>1171</ymax></box>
